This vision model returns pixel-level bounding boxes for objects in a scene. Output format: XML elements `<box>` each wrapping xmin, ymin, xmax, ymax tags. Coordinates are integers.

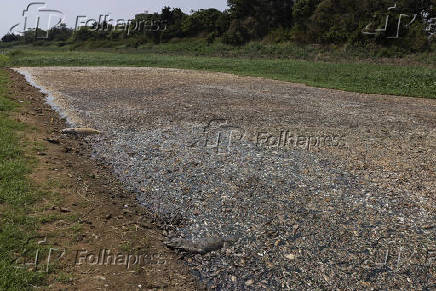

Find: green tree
<box><xmin>1</xmin><ymin>33</ymin><xmax>21</xmax><ymax>43</ymax></box>
<box><xmin>182</xmin><ymin>9</ymin><xmax>223</xmax><ymax>36</ymax></box>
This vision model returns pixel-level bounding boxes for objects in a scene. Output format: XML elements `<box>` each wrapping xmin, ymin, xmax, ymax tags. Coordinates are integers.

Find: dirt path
<box><xmin>8</xmin><ymin>69</ymin><xmax>203</xmax><ymax>290</ymax></box>
<box><xmin>13</xmin><ymin>67</ymin><xmax>436</xmax><ymax>289</ymax></box>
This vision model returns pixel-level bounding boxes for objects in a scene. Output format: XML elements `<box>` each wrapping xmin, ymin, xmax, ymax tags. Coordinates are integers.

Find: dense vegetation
<box><xmin>2</xmin><ymin>0</ymin><xmax>435</xmax><ymax>52</ymax></box>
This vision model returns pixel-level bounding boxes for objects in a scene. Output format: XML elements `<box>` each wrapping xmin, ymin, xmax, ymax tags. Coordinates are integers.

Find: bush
<box><xmin>182</xmin><ymin>9</ymin><xmax>223</xmax><ymax>36</ymax></box>
<box><xmin>400</xmin><ymin>22</ymin><xmax>431</xmax><ymax>52</ymax></box>
<box><xmin>207</xmin><ymin>32</ymin><xmax>216</xmax><ymax>44</ymax></box>
<box><xmin>6</xmin><ymin>49</ymin><xmax>24</xmax><ymax>57</ymax></box>
<box><xmin>0</xmin><ymin>55</ymin><xmax>10</xmax><ymax>67</ymax></box>
<box><xmin>1</xmin><ymin>33</ymin><xmax>20</xmax><ymax>43</ymax></box>
<box><xmin>72</xmin><ymin>28</ymin><xmax>95</xmax><ymax>42</ymax></box>
<box><xmin>265</xmin><ymin>27</ymin><xmax>293</xmax><ymax>43</ymax></box>
<box><xmin>222</xmin><ymin>20</ymin><xmax>249</xmax><ymax>46</ymax></box>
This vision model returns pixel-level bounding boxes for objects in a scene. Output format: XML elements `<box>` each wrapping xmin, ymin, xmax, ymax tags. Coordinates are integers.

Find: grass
<box><xmin>4</xmin><ymin>47</ymin><xmax>436</xmax><ymax>98</ymax></box>
<box><xmin>5</xmin><ymin>39</ymin><xmax>436</xmax><ymax>65</ymax></box>
<box><xmin>0</xmin><ymin>69</ymin><xmax>46</xmax><ymax>289</ymax></box>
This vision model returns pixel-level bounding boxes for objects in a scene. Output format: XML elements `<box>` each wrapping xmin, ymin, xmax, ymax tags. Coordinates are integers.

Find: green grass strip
<box><xmin>0</xmin><ymin>69</ymin><xmax>45</xmax><ymax>290</ymax></box>
<box><xmin>6</xmin><ymin>49</ymin><xmax>436</xmax><ymax>98</ymax></box>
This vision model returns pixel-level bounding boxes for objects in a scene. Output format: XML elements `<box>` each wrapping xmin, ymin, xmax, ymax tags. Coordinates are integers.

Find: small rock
<box><xmin>245</xmin><ymin>279</ymin><xmax>254</xmax><ymax>286</ymax></box>
<box><xmin>105</xmin><ymin>214</ymin><xmax>112</xmax><ymax>220</ymax></box>
<box><xmin>293</xmin><ymin>224</ymin><xmax>299</xmax><ymax>234</ymax></box>
<box><xmin>60</xmin><ymin>207</ymin><xmax>71</xmax><ymax>213</ymax></box>
<box><xmin>285</xmin><ymin>254</ymin><xmax>295</xmax><ymax>260</ymax></box>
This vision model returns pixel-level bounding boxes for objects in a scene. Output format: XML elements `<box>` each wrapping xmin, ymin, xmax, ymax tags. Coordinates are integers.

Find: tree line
<box><xmin>2</xmin><ymin>0</ymin><xmax>435</xmax><ymax>51</ymax></box>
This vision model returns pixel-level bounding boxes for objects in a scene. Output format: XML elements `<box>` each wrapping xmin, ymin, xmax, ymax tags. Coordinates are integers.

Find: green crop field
<box><xmin>3</xmin><ymin>47</ymin><xmax>436</xmax><ymax>99</ymax></box>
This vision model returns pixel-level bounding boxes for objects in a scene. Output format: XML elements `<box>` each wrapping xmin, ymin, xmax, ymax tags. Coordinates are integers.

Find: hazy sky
<box><xmin>1</xmin><ymin>0</ymin><xmax>229</xmax><ymax>38</ymax></box>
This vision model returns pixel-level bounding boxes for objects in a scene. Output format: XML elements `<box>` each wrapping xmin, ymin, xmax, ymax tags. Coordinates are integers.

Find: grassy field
<box><xmin>3</xmin><ymin>48</ymin><xmax>435</xmax><ymax>98</ymax></box>
<box><xmin>3</xmin><ymin>39</ymin><xmax>435</xmax><ymax>65</ymax></box>
<box><xmin>0</xmin><ymin>69</ymin><xmax>47</xmax><ymax>289</ymax></box>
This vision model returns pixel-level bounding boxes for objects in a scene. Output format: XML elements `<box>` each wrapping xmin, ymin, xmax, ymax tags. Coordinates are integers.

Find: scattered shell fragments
<box><xmin>17</xmin><ymin>67</ymin><xmax>436</xmax><ymax>290</ymax></box>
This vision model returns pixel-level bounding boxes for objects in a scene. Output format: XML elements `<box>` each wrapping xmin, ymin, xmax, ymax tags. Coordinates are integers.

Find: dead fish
<box><xmin>164</xmin><ymin>236</ymin><xmax>238</xmax><ymax>254</ymax></box>
<box><xmin>61</xmin><ymin>128</ymin><xmax>101</xmax><ymax>135</ymax></box>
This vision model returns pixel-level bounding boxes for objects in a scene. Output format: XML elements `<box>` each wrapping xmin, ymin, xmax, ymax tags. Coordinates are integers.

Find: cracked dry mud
<box><xmin>15</xmin><ymin>67</ymin><xmax>435</xmax><ymax>289</ymax></box>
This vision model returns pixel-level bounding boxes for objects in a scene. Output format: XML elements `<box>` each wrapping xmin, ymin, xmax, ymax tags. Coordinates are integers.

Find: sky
<box><xmin>0</xmin><ymin>0</ymin><xmax>229</xmax><ymax>38</ymax></box>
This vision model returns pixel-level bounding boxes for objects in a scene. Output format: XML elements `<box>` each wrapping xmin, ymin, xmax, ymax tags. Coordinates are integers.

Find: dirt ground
<box><xmin>7</xmin><ymin>69</ymin><xmax>203</xmax><ymax>290</ymax></box>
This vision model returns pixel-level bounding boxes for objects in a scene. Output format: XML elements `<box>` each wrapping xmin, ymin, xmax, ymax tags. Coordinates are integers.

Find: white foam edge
<box><xmin>12</xmin><ymin>68</ymin><xmax>76</xmax><ymax>127</ymax></box>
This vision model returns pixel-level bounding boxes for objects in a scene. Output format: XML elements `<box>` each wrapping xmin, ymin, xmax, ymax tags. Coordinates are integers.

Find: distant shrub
<box><xmin>400</xmin><ymin>22</ymin><xmax>431</xmax><ymax>52</ymax></box>
<box><xmin>222</xmin><ymin>20</ymin><xmax>250</xmax><ymax>46</ymax></box>
<box><xmin>0</xmin><ymin>55</ymin><xmax>10</xmax><ymax>67</ymax></box>
<box><xmin>72</xmin><ymin>28</ymin><xmax>95</xmax><ymax>42</ymax></box>
<box><xmin>265</xmin><ymin>27</ymin><xmax>293</xmax><ymax>43</ymax></box>
<box><xmin>1</xmin><ymin>33</ymin><xmax>20</xmax><ymax>43</ymax></box>
<box><xmin>33</xmin><ymin>40</ymin><xmax>50</xmax><ymax>47</ymax></box>
<box><xmin>207</xmin><ymin>32</ymin><xmax>216</xmax><ymax>44</ymax></box>
<box><xmin>182</xmin><ymin>9</ymin><xmax>223</xmax><ymax>36</ymax></box>
<box><xmin>7</xmin><ymin>49</ymin><xmax>23</xmax><ymax>57</ymax></box>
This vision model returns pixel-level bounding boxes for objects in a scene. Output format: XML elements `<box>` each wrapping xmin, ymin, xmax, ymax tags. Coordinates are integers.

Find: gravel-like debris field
<box><xmin>16</xmin><ymin>67</ymin><xmax>435</xmax><ymax>289</ymax></box>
